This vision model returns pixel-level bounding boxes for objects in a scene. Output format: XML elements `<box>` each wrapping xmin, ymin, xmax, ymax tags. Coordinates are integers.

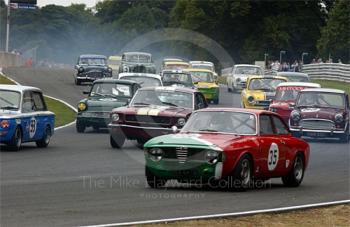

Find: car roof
<box><xmin>108</xmin><ymin>55</ymin><xmax>121</xmax><ymax>60</ymax></box>
<box><xmin>300</xmin><ymin>88</ymin><xmax>346</xmax><ymax>94</ymax></box>
<box><xmin>164</xmin><ymin>61</ymin><xmax>189</xmax><ymax>65</ymax></box>
<box><xmin>277</xmin><ymin>82</ymin><xmax>321</xmax><ymax>88</ymax></box>
<box><xmin>248</xmin><ymin>75</ymin><xmax>287</xmax><ymax>80</ymax></box>
<box><xmin>234</xmin><ymin>64</ymin><xmax>261</xmax><ymax>68</ymax></box>
<box><xmin>189</xmin><ymin>61</ymin><xmax>214</xmax><ymax>65</ymax></box>
<box><xmin>184</xmin><ymin>68</ymin><xmax>213</xmax><ymax>73</ymax></box>
<box><xmin>163</xmin><ymin>58</ymin><xmax>186</xmax><ymax>62</ymax></box>
<box><xmin>93</xmin><ymin>78</ymin><xmax>139</xmax><ymax>85</ymax></box>
<box><xmin>123</xmin><ymin>52</ymin><xmax>151</xmax><ymax>56</ymax></box>
<box><xmin>80</xmin><ymin>54</ymin><xmax>106</xmax><ymax>59</ymax></box>
<box><xmin>277</xmin><ymin>72</ymin><xmax>308</xmax><ymax>77</ymax></box>
<box><xmin>195</xmin><ymin>107</ymin><xmax>273</xmax><ymax>115</ymax></box>
<box><xmin>118</xmin><ymin>73</ymin><xmax>161</xmax><ymax>80</ymax></box>
<box><xmin>139</xmin><ymin>86</ymin><xmax>196</xmax><ymax>93</ymax></box>
<box><xmin>0</xmin><ymin>84</ymin><xmax>42</xmax><ymax>93</ymax></box>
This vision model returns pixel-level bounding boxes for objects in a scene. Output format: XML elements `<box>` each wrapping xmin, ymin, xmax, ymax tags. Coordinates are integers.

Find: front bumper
<box><xmin>109</xmin><ymin>123</ymin><xmax>173</xmax><ymax>140</ymax></box>
<box><xmin>198</xmin><ymin>89</ymin><xmax>219</xmax><ymax>101</ymax></box>
<box><xmin>290</xmin><ymin>127</ymin><xmax>347</xmax><ymax>138</ymax></box>
<box><xmin>77</xmin><ymin>112</ymin><xmax>111</xmax><ymax>127</ymax></box>
<box><xmin>146</xmin><ymin>159</ymin><xmax>222</xmax><ymax>181</ymax></box>
<box><xmin>76</xmin><ymin>73</ymin><xmax>112</xmax><ymax>82</ymax></box>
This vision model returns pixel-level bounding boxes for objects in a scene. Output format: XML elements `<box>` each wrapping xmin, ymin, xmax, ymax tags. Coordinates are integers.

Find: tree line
<box><xmin>0</xmin><ymin>0</ymin><xmax>348</xmax><ymax>67</ymax></box>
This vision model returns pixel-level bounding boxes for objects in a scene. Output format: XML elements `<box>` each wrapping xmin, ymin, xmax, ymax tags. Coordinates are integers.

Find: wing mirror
<box><xmin>171</xmin><ymin>125</ymin><xmax>180</xmax><ymax>133</ymax></box>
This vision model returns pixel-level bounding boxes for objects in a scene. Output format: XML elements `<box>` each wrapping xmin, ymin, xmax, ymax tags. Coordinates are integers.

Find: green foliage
<box><xmin>317</xmin><ymin>0</ymin><xmax>350</xmax><ymax>63</ymax></box>
<box><xmin>1</xmin><ymin>0</ymin><xmax>346</xmax><ymax>66</ymax></box>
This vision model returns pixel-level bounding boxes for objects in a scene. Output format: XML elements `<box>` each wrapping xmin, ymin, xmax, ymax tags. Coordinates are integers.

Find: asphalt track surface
<box><xmin>1</xmin><ymin>67</ymin><xmax>349</xmax><ymax>227</ymax></box>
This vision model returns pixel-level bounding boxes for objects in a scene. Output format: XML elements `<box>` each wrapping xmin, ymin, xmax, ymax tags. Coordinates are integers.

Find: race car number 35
<box><xmin>29</xmin><ymin>117</ymin><xmax>37</xmax><ymax>138</ymax></box>
<box><xmin>268</xmin><ymin>143</ymin><xmax>279</xmax><ymax>171</ymax></box>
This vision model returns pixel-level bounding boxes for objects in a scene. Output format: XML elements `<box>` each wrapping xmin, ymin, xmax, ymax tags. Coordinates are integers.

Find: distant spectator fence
<box><xmin>302</xmin><ymin>63</ymin><xmax>350</xmax><ymax>83</ymax></box>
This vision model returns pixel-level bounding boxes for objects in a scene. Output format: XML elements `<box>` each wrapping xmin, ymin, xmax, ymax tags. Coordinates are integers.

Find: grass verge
<box><xmin>0</xmin><ymin>74</ymin><xmax>76</xmax><ymax>127</ymax></box>
<box><xmin>312</xmin><ymin>79</ymin><xmax>350</xmax><ymax>94</ymax></box>
<box><xmin>142</xmin><ymin>204</ymin><xmax>350</xmax><ymax>227</ymax></box>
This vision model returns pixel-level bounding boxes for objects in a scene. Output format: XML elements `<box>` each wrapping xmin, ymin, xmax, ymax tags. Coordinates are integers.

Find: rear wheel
<box><xmin>227</xmin><ymin>83</ymin><xmax>232</xmax><ymax>92</ymax></box>
<box><xmin>9</xmin><ymin>127</ymin><xmax>22</xmax><ymax>151</ymax></box>
<box><xmin>282</xmin><ymin>153</ymin><xmax>305</xmax><ymax>187</ymax></box>
<box><xmin>145</xmin><ymin>166</ymin><xmax>167</xmax><ymax>188</ymax></box>
<box><xmin>36</xmin><ymin>126</ymin><xmax>51</xmax><ymax>148</ymax></box>
<box><xmin>110</xmin><ymin>133</ymin><xmax>125</xmax><ymax>149</ymax></box>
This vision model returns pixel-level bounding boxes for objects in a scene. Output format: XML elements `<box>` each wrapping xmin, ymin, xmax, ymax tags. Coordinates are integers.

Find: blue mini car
<box><xmin>0</xmin><ymin>85</ymin><xmax>55</xmax><ymax>150</ymax></box>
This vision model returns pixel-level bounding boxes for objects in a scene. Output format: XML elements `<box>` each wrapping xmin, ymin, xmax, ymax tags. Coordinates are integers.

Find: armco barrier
<box><xmin>0</xmin><ymin>51</ymin><xmax>25</xmax><ymax>67</ymax></box>
<box><xmin>302</xmin><ymin>63</ymin><xmax>350</xmax><ymax>83</ymax></box>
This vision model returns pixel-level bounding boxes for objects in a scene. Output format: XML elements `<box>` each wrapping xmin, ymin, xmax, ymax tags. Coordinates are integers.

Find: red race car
<box><xmin>269</xmin><ymin>82</ymin><xmax>320</xmax><ymax>124</ymax></box>
<box><xmin>144</xmin><ymin>108</ymin><xmax>310</xmax><ymax>189</ymax></box>
<box><xmin>108</xmin><ymin>86</ymin><xmax>208</xmax><ymax>148</ymax></box>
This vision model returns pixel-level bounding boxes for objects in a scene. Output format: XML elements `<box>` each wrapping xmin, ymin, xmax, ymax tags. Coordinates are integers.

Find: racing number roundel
<box><xmin>268</xmin><ymin>143</ymin><xmax>279</xmax><ymax>171</ymax></box>
<box><xmin>29</xmin><ymin>117</ymin><xmax>37</xmax><ymax>138</ymax></box>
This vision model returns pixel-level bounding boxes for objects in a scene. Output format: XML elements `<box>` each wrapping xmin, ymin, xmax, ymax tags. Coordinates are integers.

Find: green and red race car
<box><xmin>144</xmin><ymin>108</ymin><xmax>310</xmax><ymax>190</ymax></box>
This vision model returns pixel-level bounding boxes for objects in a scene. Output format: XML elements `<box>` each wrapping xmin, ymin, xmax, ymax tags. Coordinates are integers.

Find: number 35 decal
<box><xmin>268</xmin><ymin>143</ymin><xmax>279</xmax><ymax>171</ymax></box>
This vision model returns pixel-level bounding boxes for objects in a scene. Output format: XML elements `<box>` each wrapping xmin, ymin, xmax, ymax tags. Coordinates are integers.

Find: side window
<box><xmin>22</xmin><ymin>91</ymin><xmax>34</xmax><ymax>113</ymax></box>
<box><xmin>259</xmin><ymin>115</ymin><xmax>274</xmax><ymax>135</ymax></box>
<box><xmin>195</xmin><ymin>93</ymin><xmax>207</xmax><ymax>110</ymax></box>
<box><xmin>272</xmin><ymin>115</ymin><xmax>289</xmax><ymax>135</ymax></box>
<box><xmin>32</xmin><ymin>92</ymin><xmax>47</xmax><ymax>111</ymax></box>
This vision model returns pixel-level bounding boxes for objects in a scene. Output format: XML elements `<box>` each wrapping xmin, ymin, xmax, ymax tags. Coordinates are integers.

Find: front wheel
<box><xmin>228</xmin><ymin>154</ymin><xmax>252</xmax><ymax>190</ymax></box>
<box><xmin>36</xmin><ymin>126</ymin><xmax>51</xmax><ymax>148</ymax></box>
<box><xmin>110</xmin><ymin>133</ymin><xmax>125</xmax><ymax>149</ymax></box>
<box><xmin>145</xmin><ymin>167</ymin><xmax>167</xmax><ymax>188</ymax></box>
<box><xmin>76</xmin><ymin>121</ymin><xmax>85</xmax><ymax>133</ymax></box>
<box><xmin>213</xmin><ymin>98</ymin><xmax>219</xmax><ymax>105</ymax></box>
<box><xmin>227</xmin><ymin>83</ymin><xmax>232</xmax><ymax>92</ymax></box>
<box><xmin>282</xmin><ymin>153</ymin><xmax>305</xmax><ymax>187</ymax></box>
<box><xmin>8</xmin><ymin>127</ymin><xmax>22</xmax><ymax>151</ymax></box>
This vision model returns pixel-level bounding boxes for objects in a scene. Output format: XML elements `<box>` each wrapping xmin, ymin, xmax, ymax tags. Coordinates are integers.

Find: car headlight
<box><xmin>177</xmin><ymin>118</ymin><xmax>186</xmax><ymax>127</ymax></box>
<box><xmin>0</xmin><ymin>120</ymin><xmax>9</xmax><ymax>129</ymax></box>
<box><xmin>148</xmin><ymin>148</ymin><xmax>163</xmax><ymax>162</ymax></box>
<box><xmin>291</xmin><ymin>110</ymin><xmax>301</xmax><ymax>121</ymax></box>
<box><xmin>247</xmin><ymin>96</ymin><xmax>255</xmax><ymax>104</ymax></box>
<box><xmin>78</xmin><ymin>102</ymin><xmax>87</xmax><ymax>111</ymax></box>
<box><xmin>236</xmin><ymin>77</ymin><xmax>241</xmax><ymax>82</ymax></box>
<box><xmin>206</xmin><ymin>150</ymin><xmax>219</xmax><ymax>164</ymax></box>
<box><xmin>269</xmin><ymin>107</ymin><xmax>277</xmax><ymax>112</ymax></box>
<box><xmin>111</xmin><ymin>113</ymin><xmax>119</xmax><ymax>122</ymax></box>
<box><xmin>78</xmin><ymin>67</ymin><xmax>84</xmax><ymax>73</ymax></box>
<box><xmin>123</xmin><ymin>66</ymin><xmax>129</xmax><ymax>72</ymax></box>
<box><xmin>335</xmin><ymin>113</ymin><xmax>344</xmax><ymax>123</ymax></box>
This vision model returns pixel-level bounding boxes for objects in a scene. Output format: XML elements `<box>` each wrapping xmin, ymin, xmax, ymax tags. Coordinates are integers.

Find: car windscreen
<box><xmin>235</xmin><ymin>66</ymin><xmax>262</xmax><ymax>75</ymax></box>
<box><xmin>0</xmin><ymin>90</ymin><xmax>21</xmax><ymax>110</ymax></box>
<box><xmin>275</xmin><ymin>86</ymin><xmax>306</xmax><ymax>101</ymax></box>
<box><xmin>283</xmin><ymin>75</ymin><xmax>310</xmax><ymax>82</ymax></box>
<box><xmin>125</xmin><ymin>54</ymin><xmax>151</xmax><ymax>63</ymax></box>
<box><xmin>297</xmin><ymin>92</ymin><xmax>345</xmax><ymax>109</ymax></box>
<box><xmin>79</xmin><ymin>58</ymin><xmax>106</xmax><ymax>65</ymax></box>
<box><xmin>191</xmin><ymin>64</ymin><xmax>213</xmax><ymax>71</ymax></box>
<box><xmin>122</xmin><ymin>76</ymin><xmax>161</xmax><ymax>87</ymax></box>
<box><xmin>190</xmin><ymin>71</ymin><xmax>214</xmax><ymax>83</ymax></box>
<box><xmin>182</xmin><ymin>111</ymin><xmax>256</xmax><ymax>135</ymax></box>
<box><xmin>131</xmin><ymin>90</ymin><xmax>193</xmax><ymax>109</ymax></box>
<box><xmin>248</xmin><ymin>78</ymin><xmax>285</xmax><ymax>91</ymax></box>
<box><xmin>162</xmin><ymin>73</ymin><xmax>192</xmax><ymax>86</ymax></box>
<box><xmin>90</xmin><ymin>83</ymin><xmax>132</xmax><ymax>98</ymax></box>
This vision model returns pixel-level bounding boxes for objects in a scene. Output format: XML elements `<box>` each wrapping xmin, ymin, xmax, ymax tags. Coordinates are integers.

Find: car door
<box><xmin>257</xmin><ymin>114</ymin><xmax>286</xmax><ymax>177</ymax></box>
<box><xmin>32</xmin><ymin>91</ymin><xmax>49</xmax><ymax>140</ymax></box>
<box><xmin>21</xmin><ymin>91</ymin><xmax>37</xmax><ymax>142</ymax></box>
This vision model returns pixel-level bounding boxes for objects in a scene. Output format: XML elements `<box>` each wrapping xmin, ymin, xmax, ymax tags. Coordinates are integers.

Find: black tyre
<box><xmin>36</xmin><ymin>126</ymin><xmax>51</xmax><ymax>148</ymax></box>
<box><xmin>136</xmin><ymin>139</ymin><xmax>146</xmax><ymax>149</ymax></box>
<box><xmin>75</xmin><ymin>78</ymin><xmax>81</xmax><ymax>85</ymax></box>
<box><xmin>110</xmin><ymin>133</ymin><xmax>125</xmax><ymax>149</ymax></box>
<box><xmin>93</xmin><ymin>126</ymin><xmax>100</xmax><ymax>132</ymax></box>
<box><xmin>227</xmin><ymin>84</ymin><xmax>232</xmax><ymax>92</ymax></box>
<box><xmin>229</xmin><ymin>154</ymin><xmax>252</xmax><ymax>190</ymax></box>
<box><xmin>8</xmin><ymin>127</ymin><xmax>22</xmax><ymax>151</ymax></box>
<box><xmin>76</xmin><ymin>121</ymin><xmax>85</xmax><ymax>133</ymax></box>
<box><xmin>339</xmin><ymin>127</ymin><xmax>349</xmax><ymax>143</ymax></box>
<box><xmin>213</xmin><ymin>98</ymin><xmax>219</xmax><ymax>105</ymax></box>
<box><xmin>145</xmin><ymin>166</ymin><xmax>167</xmax><ymax>188</ymax></box>
<box><xmin>282</xmin><ymin>153</ymin><xmax>305</xmax><ymax>187</ymax></box>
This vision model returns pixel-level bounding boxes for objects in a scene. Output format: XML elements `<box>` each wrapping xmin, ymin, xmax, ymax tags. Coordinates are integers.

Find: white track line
<box><xmin>0</xmin><ymin>72</ymin><xmax>77</xmax><ymax>130</ymax></box>
<box><xmin>79</xmin><ymin>200</ymin><xmax>350</xmax><ymax>227</ymax></box>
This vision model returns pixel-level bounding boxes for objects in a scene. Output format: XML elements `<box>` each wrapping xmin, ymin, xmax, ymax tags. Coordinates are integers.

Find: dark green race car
<box><xmin>76</xmin><ymin>78</ymin><xmax>140</xmax><ymax>133</ymax></box>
